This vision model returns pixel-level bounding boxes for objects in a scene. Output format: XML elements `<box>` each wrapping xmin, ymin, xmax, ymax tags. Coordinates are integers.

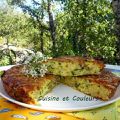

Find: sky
<box><xmin>0</xmin><ymin>0</ymin><xmax>63</xmax><ymax>21</ymax></box>
<box><xmin>0</xmin><ymin>0</ymin><xmax>62</xmax><ymax>13</ymax></box>
<box><xmin>0</xmin><ymin>0</ymin><xmax>7</xmax><ymax>8</ymax></box>
<box><xmin>0</xmin><ymin>0</ymin><xmax>33</xmax><ymax>12</ymax></box>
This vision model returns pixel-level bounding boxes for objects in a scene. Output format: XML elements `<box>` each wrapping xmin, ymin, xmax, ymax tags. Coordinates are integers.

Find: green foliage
<box><xmin>0</xmin><ymin>8</ymin><xmax>34</xmax><ymax>47</ymax></box>
<box><xmin>0</xmin><ymin>48</ymin><xmax>16</xmax><ymax>65</ymax></box>
<box><xmin>0</xmin><ymin>0</ymin><xmax>118</xmax><ymax>65</ymax></box>
<box><xmin>55</xmin><ymin>0</ymin><xmax>116</xmax><ymax>64</ymax></box>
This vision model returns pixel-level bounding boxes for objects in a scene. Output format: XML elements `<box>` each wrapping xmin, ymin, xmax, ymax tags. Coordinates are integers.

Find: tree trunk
<box><xmin>72</xmin><ymin>31</ymin><xmax>79</xmax><ymax>55</ymax></box>
<box><xmin>39</xmin><ymin>27</ymin><xmax>44</xmax><ymax>53</ymax></box>
<box><xmin>20</xmin><ymin>0</ymin><xmax>45</xmax><ymax>54</ymax></box>
<box><xmin>39</xmin><ymin>2</ymin><xmax>44</xmax><ymax>54</ymax></box>
<box><xmin>32</xmin><ymin>20</ymin><xmax>44</xmax><ymax>53</ymax></box>
<box><xmin>47</xmin><ymin>0</ymin><xmax>57</xmax><ymax>57</ymax></box>
<box><xmin>78</xmin><ymin>0</ymin><xmax>87</xmax><ymax>56</ymax></box>
<box><xmin>112</xmin><ymin>0</ymin><xmax>120</xmax><ymax>64</ymax></box>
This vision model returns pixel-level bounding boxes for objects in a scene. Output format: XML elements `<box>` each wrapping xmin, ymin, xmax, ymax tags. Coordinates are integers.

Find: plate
<box><xmin>0</xmin><ymin>65</ymin><xmax>120</xmax><ymax>112</ymax></box>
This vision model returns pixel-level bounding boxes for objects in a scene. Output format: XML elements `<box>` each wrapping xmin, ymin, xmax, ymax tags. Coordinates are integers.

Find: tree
<box><xmin>112</xmin><ymin>0</ymin><xmax>120</xmax><ymax>64</ymax></box>
<box><xmin>47</xmin><ymin>0</ymin><xmax>57</xmax><ymax>57</ymax></box>
<box><xmin>7</xmin><ymin>0</ymin><xmax>58</xmax><ymax>56</ymax></box>
<box><xmin>2</xmin><ymin>0</ymin><xmax>117</xmax><ymax>64</ymax></box>
<box><xmin>0</xmin><ymin>4</ymin><xmax>38</xmax><ymax>65</ymax></box>
<box><xmin>56</xmin><ymin>0</ymin><xmax>116</xmax><ymax>63</ymax></box>
<box><xmin>0</xmin><ymin>5</ymin><xmax>36</xmax><ymax>48</ymax></box>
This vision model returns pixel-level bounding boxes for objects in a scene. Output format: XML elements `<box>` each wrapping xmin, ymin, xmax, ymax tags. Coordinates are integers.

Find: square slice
<box><xmin>46</xmin><ymin>56</ymin><xmax>104</xmax><ymax>76</ymax></box>
<box><xmin>61</xmin><ymin>70</ymin><xmax>120</xmax><ymax>101</ymax></box>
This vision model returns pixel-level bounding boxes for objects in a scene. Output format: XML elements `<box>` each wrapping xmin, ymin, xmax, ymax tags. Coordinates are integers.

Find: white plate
<box><xmin>0</xmin><ymin>65</ymin><xmax>120</xmax><ymax>112</ymax></box>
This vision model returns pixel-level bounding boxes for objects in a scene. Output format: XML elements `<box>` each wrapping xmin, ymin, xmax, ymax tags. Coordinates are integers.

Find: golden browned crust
<box><xmin>47</xmin><ymin>56</ymin><xmax>105</xmax><ymax>70</ymax></box>
<box><xmin>88</xmin><ymin>70</ymin><xmax>120</xmax><ymax>100</ymax></box>
<box><xmin>83</xmin><ymin>70</ymin><xmax>120</xmax><ymax>89</ymax></box>
<box><xmin>1</xmin><ymin>65</ymin><xmax>58</xmax><ymax>104</ymax></box>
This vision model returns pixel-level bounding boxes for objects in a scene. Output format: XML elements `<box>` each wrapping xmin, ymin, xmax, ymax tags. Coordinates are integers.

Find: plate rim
<box><xmin>0</xmin><ymin>84</ymin><xmax>120</xmax><ymax>112</ymax></box>
<box><xmin>0</xmin><ymin>65</ymin><xmax>120</xmax><ymax>112</ymax></box>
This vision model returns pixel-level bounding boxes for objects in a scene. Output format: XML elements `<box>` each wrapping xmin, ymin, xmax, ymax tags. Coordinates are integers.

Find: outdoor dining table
<box><xmin>0</xmin><ymin>65</ymin><xmax>120</xmax><ymax>120</ymax></box>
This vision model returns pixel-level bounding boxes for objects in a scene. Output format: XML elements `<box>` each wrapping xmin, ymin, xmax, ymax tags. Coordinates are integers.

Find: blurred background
<box><xmin>0</xmin><ymin>0</ymin><xmax>120</xmax><ymax>65</ymax></box>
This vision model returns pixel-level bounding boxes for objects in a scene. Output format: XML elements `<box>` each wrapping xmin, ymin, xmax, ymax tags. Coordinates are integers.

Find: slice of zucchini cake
<box><xmin>61</xmin><ymin>70</ymin><xmax>120</xmax><ymax>101</ymax></box>
<box><xmin>1</xmin><ymin>65</ymin><xmax>59</xmax><ymax>104</ymax></box>
<box><xmin>45</xmin><ymin>56</ymin><xmax>104</xmax><ymax>76</ymax></box>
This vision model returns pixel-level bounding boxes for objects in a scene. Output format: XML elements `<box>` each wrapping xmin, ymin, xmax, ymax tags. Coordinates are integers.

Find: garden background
<box><xmin>0</xmin><ymin>0</ymin><xmax>120</xmax><ymax>65</ymax></box>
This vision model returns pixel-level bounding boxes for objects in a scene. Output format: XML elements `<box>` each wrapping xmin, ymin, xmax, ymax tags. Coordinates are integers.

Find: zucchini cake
<box><xmin>1</xmin><ymin>56</ymin><xmax>120</xmax><ymax>104</ymax></box>
<box><xmin>1</xmin><ymin>65</ymin><xmax>59</xmax><ymax>104</ymax></box>
<box><xmin>45</xmin><ymin>56</ymin><xmax>104</xmax><ymax>76</ymax></box>
<box><xmin>61</xmin><ymin>70</ymin><xmax>120</xmax><ymax>101</ymax></box>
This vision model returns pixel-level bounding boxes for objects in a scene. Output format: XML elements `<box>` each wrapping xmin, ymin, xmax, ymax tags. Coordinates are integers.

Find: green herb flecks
<box><xmin>0</xmin><ymin>71</ymin><xmax>4</xmax><ymax>77</ymax></box>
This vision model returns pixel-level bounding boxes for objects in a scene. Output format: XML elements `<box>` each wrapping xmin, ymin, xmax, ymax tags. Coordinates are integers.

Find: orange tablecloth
<box><xmin>0</xmin><ymin>97</ymin><xmax>120</xmax><ymax>120</ymax></box>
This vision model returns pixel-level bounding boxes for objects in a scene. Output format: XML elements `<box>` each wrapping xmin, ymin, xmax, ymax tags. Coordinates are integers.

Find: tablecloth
<box><xmin>0</xmin><ymin>96</ymin><xmax>120</xmax><ymax>120</ymax></box>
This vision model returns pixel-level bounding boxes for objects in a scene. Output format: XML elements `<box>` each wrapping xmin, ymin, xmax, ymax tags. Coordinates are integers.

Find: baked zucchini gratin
<box><xmin>1</xmin><ymin>65</ymin><xmax>59</xmax><ymax>104</ymax></box>
<box><xmin>45</xmin><ymin>56</ymin><xmax>104</xmax><ymax>76</ymax></box>
<box><xmin>1</xmin><ymin>56</ymin><xmax>120</xmax><ymax>104</ymax></box>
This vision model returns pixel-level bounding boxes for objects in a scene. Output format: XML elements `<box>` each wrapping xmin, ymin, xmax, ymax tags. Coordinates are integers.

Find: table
<box><xmin>0</xmin><ymin>96</ymin><xmax>120</xmax><ymax>120</ymax></box>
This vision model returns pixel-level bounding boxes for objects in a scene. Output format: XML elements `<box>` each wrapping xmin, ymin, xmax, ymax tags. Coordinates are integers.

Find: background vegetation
<box><xmin>0</xmin><ymin>0</ymin><xmax>119</xmax><ymax>65</ymax></box>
